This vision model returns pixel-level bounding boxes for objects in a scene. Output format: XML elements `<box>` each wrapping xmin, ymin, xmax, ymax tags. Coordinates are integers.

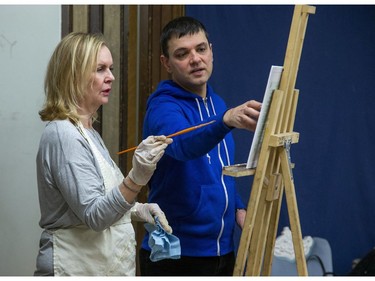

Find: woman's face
<box><xmin>81</xmin><ymin>45</ymin><xmax>114</xmax><ymax>114</ymax></box>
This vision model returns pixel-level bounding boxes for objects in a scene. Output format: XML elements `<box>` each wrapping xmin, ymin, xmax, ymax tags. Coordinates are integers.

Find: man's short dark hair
<box><xmin>160</xmin><ymin>16</ymin><xmax>210</xmax><ymax>58</ymax></box>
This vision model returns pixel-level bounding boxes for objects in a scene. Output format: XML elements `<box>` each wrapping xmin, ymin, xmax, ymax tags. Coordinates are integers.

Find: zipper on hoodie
<box><xmin>203</xmin><ymin>96</ymin><xmax>208</xmax><ymax>108</ymax></box>
<box><xmin>201</xmin><ymin>97</ymin><xmax>211</xmax><ymax>164</ymax></box>
<box><xmin>200</xmin><ymin>96</ymin><xmax>230</xmax><ymax>256</ymax></box>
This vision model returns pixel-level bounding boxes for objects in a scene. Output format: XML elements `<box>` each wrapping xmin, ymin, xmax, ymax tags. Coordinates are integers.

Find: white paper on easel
<box><xmin>246</xmin><ymin>65</ymin><xmax>283</xmax><ymax>169</ymax></box>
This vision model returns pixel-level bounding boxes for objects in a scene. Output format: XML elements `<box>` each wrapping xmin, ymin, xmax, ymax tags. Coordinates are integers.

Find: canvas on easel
<box><xmin>247</xmin><ymin>65</ymin><xmax>283</xmax><ymax>169</ymax></box>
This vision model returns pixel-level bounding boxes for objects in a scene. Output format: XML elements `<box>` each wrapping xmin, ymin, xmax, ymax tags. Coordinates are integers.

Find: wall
<box><xmin>186</xmin><ymin>5</ymin><xmax>375</xmax><ymax>276</ymax></box>
<box><xmin>0</xmin><ymin>5</ymin><xmax>61</xmax><ymax>275</ymax></box>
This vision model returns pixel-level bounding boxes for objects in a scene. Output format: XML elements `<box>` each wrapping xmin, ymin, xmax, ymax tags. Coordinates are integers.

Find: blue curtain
<box><xmin>186</xmin><ymin>5</ymin><xmax>375</xmax><ymax>276</ymax></box>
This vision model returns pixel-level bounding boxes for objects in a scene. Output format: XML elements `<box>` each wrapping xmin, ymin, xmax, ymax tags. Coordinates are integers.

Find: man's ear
<box><xmin>160</xmin><ymin>55</ymin><xmax>172</xmax><ymax>73</ymax></box>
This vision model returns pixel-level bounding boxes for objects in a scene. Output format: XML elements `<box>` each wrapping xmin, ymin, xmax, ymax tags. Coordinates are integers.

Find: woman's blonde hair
<box><xmin>39</xmin><ymin>32</ymin><xmax>107</xmax><ymax>123</ymax></box>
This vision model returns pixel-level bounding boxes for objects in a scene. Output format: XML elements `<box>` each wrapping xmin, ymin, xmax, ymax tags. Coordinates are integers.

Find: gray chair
<box><xmin>271</xmin><ymin>236</ymin><xmax>334</xmax><ymax>276</ymax></box>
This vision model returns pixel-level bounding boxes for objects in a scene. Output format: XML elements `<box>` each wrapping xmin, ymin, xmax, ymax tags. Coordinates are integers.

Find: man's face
<box><xmin>161</xmin><ymin>30</ymin><xmax>213</xmax><ymax>97</ymax></box>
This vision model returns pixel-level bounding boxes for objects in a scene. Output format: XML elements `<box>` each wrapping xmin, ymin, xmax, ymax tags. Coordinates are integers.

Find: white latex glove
<box><xmin>128</xmin><ymin>135</ymin><xmax>172</xmax><ymax>186</ymax></box>
<box><xmin>131</xmin><ymin>202</ymin><xmax>172</xmax><ymax>234</ymax></box>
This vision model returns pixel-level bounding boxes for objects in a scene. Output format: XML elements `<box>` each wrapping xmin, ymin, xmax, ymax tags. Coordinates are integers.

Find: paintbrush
<box><xmin>117</xmin><ymin>120</ymin><xmax>216</xmax><ymax>155</ymax></box>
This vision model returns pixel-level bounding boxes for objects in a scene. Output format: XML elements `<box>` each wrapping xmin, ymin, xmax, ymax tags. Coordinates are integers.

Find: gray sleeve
<box><xmin>37</xmin><ymin>120</ymin><xmax>134</xmax><ymax>231</ymax></box>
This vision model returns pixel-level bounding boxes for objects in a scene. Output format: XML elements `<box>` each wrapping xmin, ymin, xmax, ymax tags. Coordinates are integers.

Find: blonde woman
<box><xmin>34</xmin><ymin>32</ymin><xmax>172</xmax><ymax>276</ymax></box>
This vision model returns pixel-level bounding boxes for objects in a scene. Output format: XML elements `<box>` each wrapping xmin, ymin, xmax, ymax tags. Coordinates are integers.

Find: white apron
<box><xmin>52</xmin><ymin>123</ymin><xmax>136</xmax><ymax>276</ymax></box>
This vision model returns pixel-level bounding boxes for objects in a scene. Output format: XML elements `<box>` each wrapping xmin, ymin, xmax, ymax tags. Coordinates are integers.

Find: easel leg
<box><xmin>261</xmin><ymin>174</ymin><xmax>284</xmax><ymax>275</ymax></box>
<box><xmin>279</xmin><ymin>147</ymin><xmax>308</xmax><ymax>275</ymax></box>
<box><xmin>246</xmin><ymin>180</ymin><xmax>272</xmax><ymax>275</ymax></box>
<box><xmin>233</xmin><ymin>172</ymin><xmax>264</xmax><ymax>276</ymax></box>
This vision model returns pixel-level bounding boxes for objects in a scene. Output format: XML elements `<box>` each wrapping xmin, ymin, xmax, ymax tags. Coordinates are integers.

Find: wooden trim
<box><xmin>72</xmin><ymin>5</ymin><xmax>89</xmax><ymax>33</ymax></box>
<box><xmin>120</xmin><ymin>6</ymin><xmax>130</xmax><ymax>172</ymax></box>
<box><xmin>90</xmin><ymin>5</ymin><xmax>104</xmax><ymax>135</ymax></box>
<box><xmin>138</xmin><ymin>5</ymin><xmax>150</xmax><ymax>135</ymax></box>
<box><xmin>89</xmin><ymin>5</ymin><xmax>103</xmax><ymax>33</ymax></box>
<box><xmin>102</xmin><ymin>5</ymin><xmax>122</xmax><ymax>164</ymax></box>
<box><xmin>126</xmin><ymin>5</ymin><xmax>138</xmax><ymax>168</ymax></box>
<box><xmin>61</xmin><ymin>5</ymin><xmax>72</xmax><ymax>37</ymax></box>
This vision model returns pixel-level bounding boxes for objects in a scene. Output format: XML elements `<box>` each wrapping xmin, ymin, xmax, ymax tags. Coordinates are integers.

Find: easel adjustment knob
<box><xmin>268</xmin><ymin>132</ymin><xmax>299</xmax><ymax>147</ymax></box>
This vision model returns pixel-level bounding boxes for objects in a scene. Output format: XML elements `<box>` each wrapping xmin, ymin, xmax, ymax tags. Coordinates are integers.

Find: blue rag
<box><xmin>144</xmin><ymin>217</ymin><xmax>181</xmax><ymax>262</ymax></box>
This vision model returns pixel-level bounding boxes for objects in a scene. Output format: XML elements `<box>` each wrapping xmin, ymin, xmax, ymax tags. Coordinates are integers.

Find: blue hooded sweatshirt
<box><xmin>141</xmin><ymin>80</ymin><xmax>246</xmax><ymax>257</ymax></box>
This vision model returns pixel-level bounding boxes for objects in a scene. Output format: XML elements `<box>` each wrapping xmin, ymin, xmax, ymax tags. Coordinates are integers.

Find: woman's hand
<box><xmin>128</xmin><ymin>135</ymin><xmax>173</xmax><ymax>186</ymax></box>
<box><xmin>131</xmin><ymin>202</ymin><xmax>172</xmax><ymax>234</ymax></box>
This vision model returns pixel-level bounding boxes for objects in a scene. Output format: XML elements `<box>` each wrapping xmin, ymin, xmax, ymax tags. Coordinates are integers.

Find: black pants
<box><xmin>139</xmin><ymin>248</ymin><xmax>235</xmax><ymax>276</ymax></box>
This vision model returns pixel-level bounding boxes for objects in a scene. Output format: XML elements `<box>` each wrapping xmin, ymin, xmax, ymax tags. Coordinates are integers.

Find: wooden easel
<box><xmin>223</xmin><ymin>5</ymin><xmax>316</xmax><ymax>276</ymax></box>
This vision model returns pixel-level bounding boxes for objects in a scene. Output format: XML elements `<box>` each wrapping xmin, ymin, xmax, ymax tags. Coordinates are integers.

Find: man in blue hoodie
<box><xmin>139</xmin><ymin>16</ymin><xmax>262</xmax><ymax>276</ymax></box>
